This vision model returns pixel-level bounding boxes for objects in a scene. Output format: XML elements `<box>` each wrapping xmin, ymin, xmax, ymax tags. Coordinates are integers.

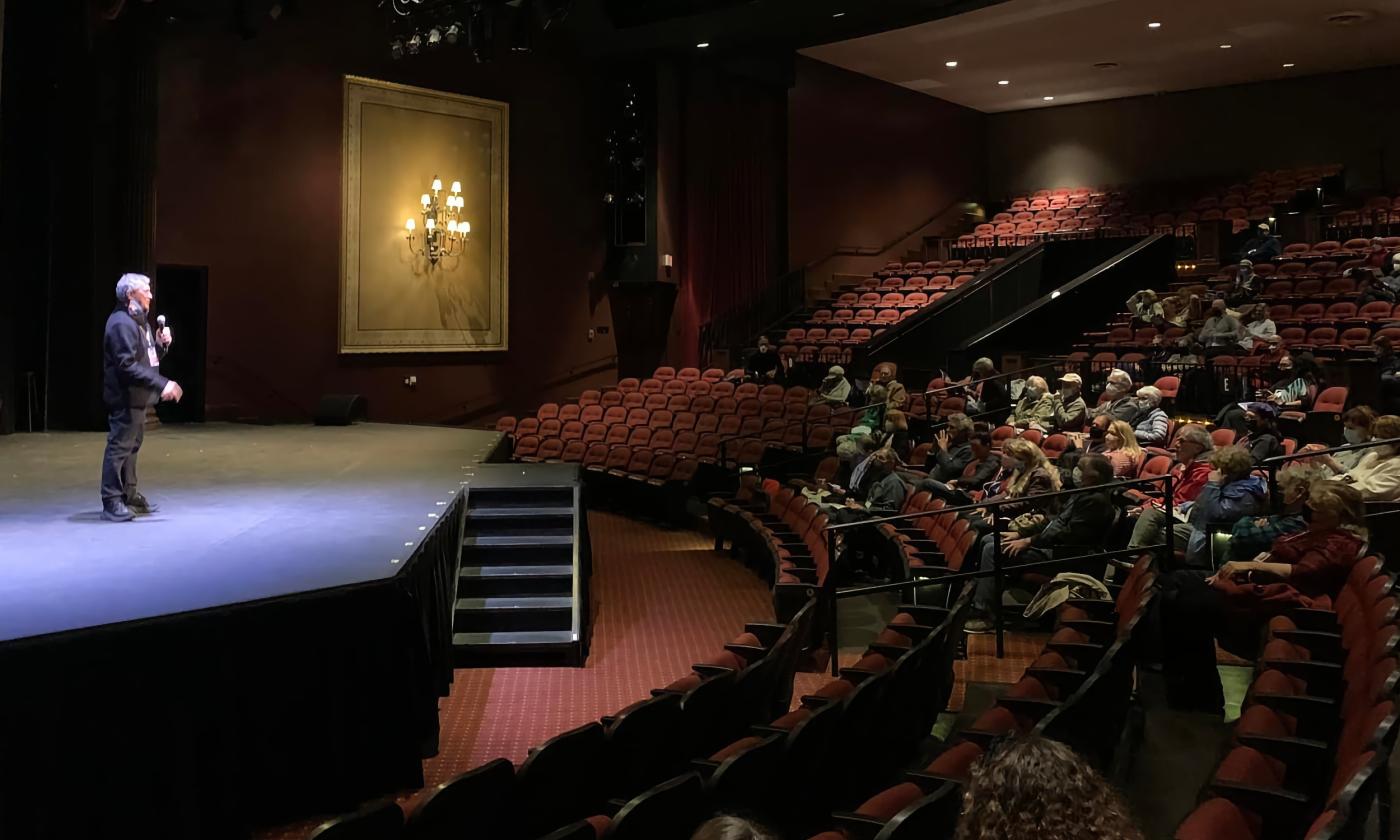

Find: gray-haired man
<box><xmin>101</xmin><ymin>273</ymin><xmax>181</xmax><ymax>521</ymax></box>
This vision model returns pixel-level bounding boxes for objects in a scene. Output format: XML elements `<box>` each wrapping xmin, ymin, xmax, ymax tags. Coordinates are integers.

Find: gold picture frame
<box><xmin>340</xmin><ymin>75</ymin><xmax>509</xmax><ymax>354</ymax></box>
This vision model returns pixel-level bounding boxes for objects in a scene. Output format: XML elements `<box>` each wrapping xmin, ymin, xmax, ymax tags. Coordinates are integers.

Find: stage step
<box><xmin>454</xmin><ymin>478</ymin><xmax>588</xmax><ymax>667</ymax></box>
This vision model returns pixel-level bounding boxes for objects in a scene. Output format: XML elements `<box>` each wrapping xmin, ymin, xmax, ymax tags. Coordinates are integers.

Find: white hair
<box><xmin>1026</xmin><ymin>375</ymin><xmax>1048</xmax><ymax>390</ymax></box>
<box><xmin>1107</xmin><ymin>368</ymin><xmax>1132</xmax><ymax>388</ymax></box>
<box><xmin>1136</xmin><ymin>385</ymin><xmax>1162</xmax><ymax>406</ymax></box>
<box><xmin>115</xmin><ymin>273</ymin><xmax>151</xmax><ymax>303</ymax></box>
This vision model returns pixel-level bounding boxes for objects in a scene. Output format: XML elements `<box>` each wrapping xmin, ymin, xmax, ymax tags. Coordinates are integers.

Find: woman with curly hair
<box><xmin>955</xmin><ymin>735</ymin><xmax>1143</xmax><ymax>840</ymax></box>
<box><xmin>690</xmin><ymin>815</ymin><xmax>779</xmax><ymax>840</ymax></box>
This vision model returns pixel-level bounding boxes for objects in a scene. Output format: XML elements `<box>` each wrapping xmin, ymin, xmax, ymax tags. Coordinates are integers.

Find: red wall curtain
<box><xmin>673</xmin><ymin>65</ymin><xmax>784</xmax><ymax>366</ymax></box>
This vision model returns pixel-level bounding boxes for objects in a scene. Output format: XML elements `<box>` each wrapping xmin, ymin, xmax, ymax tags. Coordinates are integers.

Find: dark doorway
<box><xmin>153</xmin><ymin>265</ymin><xmax>208</xmax><ymax>423</ymax></box>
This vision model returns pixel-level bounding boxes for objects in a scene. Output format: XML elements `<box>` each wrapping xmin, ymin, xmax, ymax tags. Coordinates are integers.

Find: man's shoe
<box><xmin>125</xmin><ymin>493</ymin><xmax>159</xmax><ymax>515</ymax></box>
<box><xmin>102</xmin><ymin>500</ymin><xmax>135</xmax><ymax>522</ymax></box>
<box><xmin>964</xmin><ymin>617</ymin><xmax>995</xmax><ymax>634</ymax></box>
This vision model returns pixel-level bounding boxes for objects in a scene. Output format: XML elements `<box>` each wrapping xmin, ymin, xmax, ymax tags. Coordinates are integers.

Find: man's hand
<box><xmin>935</xmin><ymin>429</ymin><xmax>950</xmax><ymax>452</ymax></box>
<box><xmin>1004</xmin><ymin>537</ymin><xmax>1033</xmax><ymax>557</ymax></box>
<box><xmin>844</xmin><ymin>498</ymin><xmax>864</xmax><ymax>510</ymax></box>
<box><xmin>161</xmin><ymin>380</ymin><xmax>184</xmax><ymax>403</ymax></box>
<box><xmin>999</xmin><ymin>531</ymin><xmax>1019</xmax><ymax>542</ymax></box>
<box><xmin>158</xmin><ymin>326</ymin><xmax>173</xmax><ymax>348</ymax></box>
<box><xmin>1127</xmin><ymin>506</ymin><xmax>1142</xmax><ymax>518</ymax></box>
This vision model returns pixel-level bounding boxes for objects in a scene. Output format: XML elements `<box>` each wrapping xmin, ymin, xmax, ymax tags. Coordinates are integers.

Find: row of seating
<box><xmin>310</xmin><ymin>603</ymin><xmax>816</xmax><ymax>840</ymax></box>
<box><xmin>1095</xmin><ymin>322</ymin><xmax>1393</xmax><ymax>355</ymax></box>
<box><xmin>1174</xmin><ymin>555</ymin><xmax>1396</xmax><ymax>840</ymax></box>
<box><xmin>874</xmin><ymin>258</ymin><xmax>985</xmax><ymax>276</ymax></box>
<box><xmin>853</xmin><ymin>274</ymin><xmax>977</xmax><ymax>290</ymax></box>
<box><xmin>810</xmin><ymin>557</ymin><xmax>1157</xmax><ymax>839</ymax></box>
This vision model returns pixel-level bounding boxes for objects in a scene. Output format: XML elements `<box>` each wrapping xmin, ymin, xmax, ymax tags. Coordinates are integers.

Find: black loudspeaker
<box><xmin>313</xmin><ymin>394</ymin><xmax>367</xmax><ymax>426</ymax></box>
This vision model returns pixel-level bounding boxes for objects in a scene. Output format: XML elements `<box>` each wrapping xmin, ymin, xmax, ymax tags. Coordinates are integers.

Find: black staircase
<box><xmin>453</xmin><ymin>470</ymin><xmax>590</xmax><ymax>667</ymax></box>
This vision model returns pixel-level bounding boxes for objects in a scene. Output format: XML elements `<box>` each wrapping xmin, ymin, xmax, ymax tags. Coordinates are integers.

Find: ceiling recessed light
<box><xmin>1147</xmin><ymin>21</ymin><xmax>1161</xmax><ymax>29</ymax></box>
<box><xmin>1043</xmin><ymin>96</ymin><xmax>1055</xmax><ymax>101</ymax></box>
<box><xmin>1219</xmin><ymin>43</ymin><xmax>1232</xmax><ymax>49</ymax></box>
<box><xmin>1282</xmin><ymin>62</ymin><xmax>1295</xmax><ymax>68</ymax></box>
<box><xmin>997</xmin><ymin>79</ymin><xmax>1010</xmax><ymax>85</ymax></box>
<box><xmin>945</xmin><ymin>60</ymin><xmax>958</xmax><ymax>68</ymax></box>
<box><xmin>696</xmin><ymin>42</ymin><xmax>710</xmax><ymax>48</ymax></box>
<box><xmin>832</xmin><ymin>11</ymin><xmax>845</xmax><ymax>18</ymax></box>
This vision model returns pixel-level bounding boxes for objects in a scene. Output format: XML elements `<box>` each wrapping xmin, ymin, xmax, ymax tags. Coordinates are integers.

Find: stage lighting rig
<box><xmin>379</xmin><ymin>0</ymin><xmax>570</xmax><ymax>61</ymax></box>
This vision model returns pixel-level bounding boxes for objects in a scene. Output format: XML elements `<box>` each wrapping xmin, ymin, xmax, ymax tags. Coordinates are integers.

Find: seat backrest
<box><xmin>310</xmin><ymin>800</ymin><xmax>405</xmax><ymax>840</ymax></box>
<box><xmin>1315</xmin><ymin>387</ymin><xmax>1348</xmax><ymax>414</ymax></box>
<box><xmin>515</xmin><ymin>722</ymin><xmax>608</xmax><ymax>836</ymax></box>
<box><xmin>403</xmin><ymin>758</ymin><xmax>514</xmax><ymax>840</ymax></box>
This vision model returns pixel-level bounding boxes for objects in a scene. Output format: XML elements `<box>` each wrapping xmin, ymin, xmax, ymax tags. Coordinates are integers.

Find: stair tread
<box><xmin>454</xmin><ymin>630</ymin><xmax>576</xmax><ymax>647</ymax></box>
<box><xmin>465</xmin><ymin>506</ymin><xmax>575</xmax><ymax>518</ymax></box>
<box><xmin>460</xmin><ymin>564</ymin><xmax>573</xmax><ymax>578</ymax></box>
<box><xmin>464</xmin><ymin>534</ymin><xmax>573</xmax><ymax>547</ymax></box>
<box><xmin>456</xmin><ymin>596</ymin><xmax>573</xmax><ymax>611</ymax></box>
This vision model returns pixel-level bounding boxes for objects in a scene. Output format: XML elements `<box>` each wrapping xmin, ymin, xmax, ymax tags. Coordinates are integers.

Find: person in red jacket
<box><xmin>1156</xmin><ymin>481</ymin><xmax>1368</xmax><ymax>714</ymax></box>
<box><xmin>1125</xmin><ymin>423</ymin><xmax>1215</xmax><ymax>552</ymax></box>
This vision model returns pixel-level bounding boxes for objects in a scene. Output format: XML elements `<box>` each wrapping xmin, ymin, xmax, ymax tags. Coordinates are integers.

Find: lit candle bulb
<box><xmin>425</xmin><ymin>218</ymin><xmax>435</xmax><ymax>231</ymax></box>
<box><xmin>431</xmin><ymin>177</ymin><xmax>442</xmax><ymax>192</ymax></box>
<box><xmin>405</xmin><ymin>218</ymin><xmax>416</xmax><ymax>231</ymax></box>
<box><xmin>447</xmin><ymin>220</ymin><xmax>458</xmax><ymax>233</ymax></box>
<box><xmin>461</xmin><ymin>221</ymin><xmax>470</xmax><ymax>234</ymax></box>
<box><xmin>450</xmin><ymin>181</ymin><xmax>462</xmax><ymax>194</ymax></box>
<box><xmin>420</xmin><ymin>193</ymin><xmax>430</xmax><ymax>207</ymax></box>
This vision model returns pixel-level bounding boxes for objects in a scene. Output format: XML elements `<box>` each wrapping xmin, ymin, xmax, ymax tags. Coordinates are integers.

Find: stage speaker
<box><xmin>313</xmin><ymin>394</ymin><xmax>367</xmax><ymax>426</ymax></box>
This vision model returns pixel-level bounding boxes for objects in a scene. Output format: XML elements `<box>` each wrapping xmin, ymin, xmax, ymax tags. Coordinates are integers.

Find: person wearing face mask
<box><xmin>1308</xmin><ymin>406</ymin><xmax>1377</xmax><ymax>472</ymax></box>
<box><xmin>1180</xmin><ymin>445</ymin><xmax>1269</xmax><ymax>568</ymax></box>
<box><xmin>1326</xmin><ymin>414</ymin><xmax>1400</xmax><ymax>501</ymax></box>
<box><xmin>1155</xmin><ymin>481</ymin><xmax>1368</xmax><ymax>715</ymax></box>
<box><xmin>1050</xmin><ymin>372</ymin><xmax>1088</xmax><ymax>432</ymax></box>
<box><xmin>920</xmin><ymin>427</ymin><xmax>1000</xmax><ymax>505</ymax></box>
<box><xmin>1198</xmin><ymin>298</ymin><xmax>1242</xmax><ymax>352</ymax></box>
<box><xmin>1385</xmin><ymin>252</ymin><xmax>1400</xmax><ymax>286</ymax></box>
<box><xmin>810</xmin><ymin>365</ymin><xmax>852</xmax><ymax>407</ymax></box>
<box><xmin>1214</xmin><ymin>354</ymin><xmax>1317</xmax><ymax>434</ymax></box>
<box><xmin>1224</xmin><ymin>464</ymin><xmax>1327</xmax><ymax>562</ymax></box>
<box><xmin>1089</xmin><ymin>369</ymin><xmax>1141</xmax><ymax>425</ymax></box>
<box><xmin>1238</xmin><ymin>303</ymin><xmax>1278</xmax><ymax>352</ymax></box>
<box><xmin>963</xmin><ymin>453</ymin><xmax>1115</xmax><ymax>634</ymax></box>
<box><xmin>1008</xmin><ymin>375</ymin><xmax>1056</xmax><ymax>429</ymax></box>
<box><xmin>1131</xmin><ymin>386</ymin><xmax>1169</xmax><ymax>445</ymax></box>
<box><xmin>746</xmin><ymin>337</ymin><xmax>780</xmax><ymax>383</ymax></box>
<box><xmin>100</xmin><ymin>273</ymin><xmax>182</xmax><ymax>522</ymax></box>
<box><xmin>962</xmin><ymin>357</ymin><xmax>1011</xmax><ymax>423</ymax></box>
<box><xmin>1237</xmin><ymin>402</ymin><xmax>1285</xmax><ymax>464</ymax></box>
<box><xmin>1126</xmin><ymin>424</ymin><xmax>1215</xmax><ymax>552</ymax></box>
<box><xmin>1226</xmin><ymin>260</ymin><xmax>1259</xmax><ymax>308</ymax></box>
<box><xmin>1126</xmin><ymin>289</ymin><xmax>1164</xmax><ymax>326</ymax></box>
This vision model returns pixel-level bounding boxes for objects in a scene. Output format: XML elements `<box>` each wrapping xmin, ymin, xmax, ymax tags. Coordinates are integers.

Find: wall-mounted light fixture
<box><xmin>405</xmin><ymin>175</ymin><xmax>470</xmax><ymax>265</ymax></box>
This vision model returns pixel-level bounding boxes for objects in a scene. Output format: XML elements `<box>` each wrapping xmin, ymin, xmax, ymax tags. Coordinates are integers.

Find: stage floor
<box><xmin>0</xmin><ymin>423</ymin><xmax>502</xmax><ymax>642</ymax></box>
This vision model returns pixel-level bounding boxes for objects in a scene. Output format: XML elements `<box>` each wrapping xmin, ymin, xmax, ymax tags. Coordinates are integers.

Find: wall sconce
<box><xmin>405</xmin><ymin>174</ymin><xmax>471</xmax><ymax>265</ymax></box>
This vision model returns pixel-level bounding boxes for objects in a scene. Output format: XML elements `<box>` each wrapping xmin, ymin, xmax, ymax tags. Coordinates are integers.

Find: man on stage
<box><xmin>101</xmin><ymin>273</ymin><xmax>182</xmax><ymax>522</ymax></box>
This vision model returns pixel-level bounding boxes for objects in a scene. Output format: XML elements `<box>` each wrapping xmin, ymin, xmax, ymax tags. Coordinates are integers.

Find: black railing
<box><xmin>819</xmin><ymin>473</ymin><xmax>1174</xmax><ymax>667</ymax></box>
<box><xmin>918</xmin><ymin>362</ymin><xmax>1061</xmax><ymax>440</ymax></box>
<box><xmin>1260</xmin><ymin>436</ymin><xmax>1400</xmax><ymax>502</ymax></box>
<box><xmin>699</xmin><ymin>269</ymin><xmax>808</xmax><ymax>368</ymax></box>
<box><xmin>1037</xmin><ymin>355</ymin><xmax>1282</xmax><ymax>417</ymax></box>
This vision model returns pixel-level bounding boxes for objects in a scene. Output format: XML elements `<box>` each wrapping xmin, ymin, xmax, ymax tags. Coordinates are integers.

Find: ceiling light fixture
<box><xmin>1219</xmin><ymin>43</ymin><xmax>1232</xmax><ymax>49</ymax></box>
<box><xmin>696</xmin><ymin>41</ymin><xmax>710</xmax><ymax>48</ymax></box>
<box><xmin>997</xmin><ymin>79</ymin><xmax>1010</xmax><ymax>85</ymax></box>
<box><xmin>1147</xmin><ymin>21</ymin><xmax>1161</xmax><ymax>29</ymax></box>
<box><xmin>945</xmin><ymin>60</ymin><xmax>958</xmax><ymax>68</ymax></box>
<box><xmin>1043</xmin><ymin>96</ymin><xmax>1054</xmax><ymax>101</ymax></box>
<box><xmin>1282</xmin><ymin>62</ymin><xmax>1295</xmax><ymax>67</ymax></box>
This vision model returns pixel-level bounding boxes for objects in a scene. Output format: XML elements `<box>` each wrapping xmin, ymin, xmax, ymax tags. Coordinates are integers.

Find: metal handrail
<box><xmin>821</xmin><ymin>471</ymin><xmax>1175</xmax><ymax>666</ymax></box>
<box><xmin>919</xmin><ymin>361</ymin><xmax>1061</xmax><ymax>440</ymax></box>
<box><xmin>1260</xmin><ymin>436</ymin><xmax>1400</xmax><ymax>502</ymax></box>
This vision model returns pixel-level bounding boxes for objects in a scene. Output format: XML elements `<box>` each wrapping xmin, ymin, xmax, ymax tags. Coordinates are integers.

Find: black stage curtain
<box><xmin>0</xmin><ymin>492</ymin><xmax>466</xmax><ymax>839</ymax></box>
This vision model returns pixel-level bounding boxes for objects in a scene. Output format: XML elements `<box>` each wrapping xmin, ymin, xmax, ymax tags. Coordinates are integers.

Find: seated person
<box><xmin>833</xmin><ymin>449</ymin><xmax>906</xmax><ymax>522</ymax></box>
<box><xmin>1103</xmin><ymin>419</ymin><xmax>1145</xmax><ymax>478</ymax></box>
<box><xmin>929</xmin><ymin>413</ymin><xmax>975</xmax><ymax>482</ymax></box>
<box><xmin>859</xmin><ymin>363</ymin><xmax>908</xmax><ymax>427</ymax></box>
<box><xmin>1225</xmin><ymin>464</ymin><xmax>1326</xmax><ymax>562</ymax></box>
<box><xmin>1197</xmin><ymin>298</ymin><xmax>1241</xmax><ymax>351</ymax></box>
<box><xmin>962</xmin><ymin>357</ymin><xmax>1010</xmax><ymax>422</ymax></box>
<box><xmin>1126</xmin><ymin>424</ymin><xmax>1215</xmax><ymax>551</ymax></box>
<box><xmin>1126</xmin><ymin>289</ymin><xmax>1164</xmax><ymax>326</ymax></box>
<box><xmin>875</xmin><ymin>409</ymin><xmax>911</xmax><ymax>462</ymax></box>
<box><xmin>691</xmin><ymin>816</ymin><xmax>776</xmax><ymax>840</ymax></box>
<box><xmin>1008</xmin><ymin>375</ymin><xmax>1056</xmax><ymax>429</ymax></box>
<box><xmin>1327</xmin><ymin>414</ymin><xmax>1400</xmax><ymax>501</ymax></box>
<box><xmin>1237</xmin><ymin>303</ymin><xmax>1279</xmax><ymax>352</ymax></box>
<box><xmin>1355</xmin><ymin>268</ymin><xmax>1398</xmax><ymax>306</ymax></box>
<box><xmin>1180</xmin><ymin>445</ymin><xmax>1270</xmax><ymax>569</ymax></box>
<box><xmin>1240</xmin><ymin>222</ymin><xmax>1281</xmax><ymax>262</ymax></box>
<box><xmin>1089</xmin><ymin>368</ymin><xmax>1141</xmax><ymax>424</ymax></box>
<box><xmin>1307</xmin><ymin>405</ymin><xmax>1377</xmax><ymax>471</ymax></box>
<box><xmin>964</xmin><ymin>453</ymin><xmax>1116</xmax><ymax>633</ymax></box>
<box><xmin>1378</xmin><ymin>337</ymin><xmax>1400</xmax><ymax>414</ymax></box>
<box><xmin>1157</xmin><ymin>481</ymin><xmax>1368</xmax><ymax>714</ymax></box>
<box><xmin>919</xmin><ymin>427</ymin><xmax>1000</xmax><ymax>505</ymax></box>
<box><xmin>1165</xmin><ymin>340</ymin><xmax>1204</xmax><ymax>365</ymax></box>
<box><xmin>1161</xmin><ymin>291</ymin><xmax>1193</xmax><ymax>328</ymax></box>
<box><xmin>1050</xmin><ymin>372</ymin><xmax>1088</xmax><ymax>432</ymax></box>
<box><xmin>1362</xmin><ymin>236</ymin><xmax>1394</xmax><ymax>271</ymax></box>
<box><xmin>1216</xmin><ymin>350</ymin><xmax>1312</xmax><ymax>430</ymax></box>
<box><xmin>1225</xmin><ymin>260</ymin><xmax>1259</xmax><ymax>307</ymax></box>
<box><xmin>1131</xmin><ymin>385</ymin><xmax>1169</xmax><ymax>445</ymax></box>
<box><xmin>746</xmin><ymin>336</ymin><xmax>780</xmax><ymax>382</ymax></box>
<box><xmin>810</xmin><ymin>364</ymin><xmax>852</xmax><ymax>406</ymax></box>
<box><xmin>1236</xmin><ymin>402</ymin><xmax>1285</xmax><ymax>464</ymax></box>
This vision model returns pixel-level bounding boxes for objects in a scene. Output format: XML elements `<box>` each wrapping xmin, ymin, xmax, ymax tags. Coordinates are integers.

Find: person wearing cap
<box><xmin>1240</xmin><ymin>223</ymin><xmax>1280</xmax><ymax>262</ymax></box>
<box><xmin>1198</xmin><ymin>298</ymin><xmax>1242</xmax><ymax>352</ymax></box>
<box><xmin>1226</xmin><ymin>260</ymin><xmax>1259</xmax><ymax>307</ymax></box>
<box><xmin>811</xmin><ymin>365</ymin><xmax>852</xmax><ymax>406</ymax></box>
<box><xmin>1046</xmin><ymin>372</ymin><xmax>1086</xmax><ymax>432</ymax></box>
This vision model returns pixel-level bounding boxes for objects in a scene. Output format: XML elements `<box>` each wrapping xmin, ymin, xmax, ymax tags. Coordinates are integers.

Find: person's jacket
<box><xmin>1147</xmin><ymin>460</ymin><xmax>1213</xmax><ymax>510</ymax></box>
<box><xmin>1030</xmin><ymin>487</ymin><xmax>1115</xmax><ymax>549</ymax></box>
<box><xmin>1185</xmin><ymin>475</ymin><xmax>1269</xmax><ymax>564</ymax></box>
<box><xmin>103</xmin><ymin>304</ymin><xmax>169</xmax><ymax>409</ymax></box>
<box><xmin>1338</xmin><ymin>450</ymin><xmax>1400</xmax><ymax>501</ymax></box>
<box><xmin>989</xmin><ymin>466</ymin><xmax>1057</xmax><ymax>518</ymax></box>
<box><xmin>1242</xmin><ymin>235</ymin><xmax>1281</xmax><ymax>262</ymax></box>
<box><xmin>977</xmin><ymin>379</ymin><xmax>1011</xmax><ymax>420</ymax></box>
<box><xmin>864</xmin><ymin>472</ymin><xmax>908</xmax><ymax>515</ymax></box>
<box><xmin>1265</xmin><ymin>528</ymin><xmax>1366</xmax><ymax>600</ymax></box>
<box><xmin>883</xmin><ymin>380</ymin><xmax>909</xmax><ymax>410</ymax></box>
<box><xmin>1133</xmin><ymin>407</ymin><xmax>1170</xmax><ymax>445</ymax></box>
<box><xmin>1242</xmin><ymin>432</ymin><xmax>1284</xmax><ymax>464</ymax></box>
<box><xmin>1052</xmin><ymin>394</ymin><xmax>1088</xmax><ymax>432</ymax></box>
<box><xmin>961</xmin><ymin>456</ymin><xmax>1001</xmax><ymax>493</ymax></box>
<box><xmin>1009</xmin><ymin>392</ymin><xmax>1056</xmax><ymax>428</ymax></box>
<box><xmin>1199</xmin><ymin>314</ymin><xmax>1241</xmax><ymax>346</ymax></box>
<box><xmin>1092</xmin><ymin>395</ymin><xmax>1141</xmax><ymax>425</ymax></box>
<box><xmin>932</xmin><ymin>440</ymin><xmax>972</xmax><ymax>483</ymax></box>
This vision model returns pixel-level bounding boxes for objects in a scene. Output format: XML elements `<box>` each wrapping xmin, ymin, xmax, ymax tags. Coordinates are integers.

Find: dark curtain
<box><xmin>675</xmin><ymin>65</ymin><xmax>784</xmax><ymax>366</ymax></box>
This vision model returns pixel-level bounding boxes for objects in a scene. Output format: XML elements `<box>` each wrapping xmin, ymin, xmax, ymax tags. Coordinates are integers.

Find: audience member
<box><xmin>964</xmin><ymin>453</ymin><xmax>1115</xmax><ymax>633</ymax></box>
<box><xmin>691</xmin><ymin>816</ymin><xmax>778</xmax><ymax>840</ymax></box>
<box><xmin>1126</xmin><ymin>289</ymin><xmax>1163</xmax><ymax>326</ymax></box>
<box><xmin>1225</xmin><ymin>260</ymin><xmax>1259</xmax><ymax>307</ymax></box>
<box><xmin>1126</xmin><ymin>424</ymin><xmax>1215</xmax><ymax>552</ymax></box>
<box><xmin>834</xmin><ymin>449</ymin><xmax>906</xmax><ymax>523</ymax></box>
<box><xmin>1240</xmin><ymin>222</ymin><xmax>1281</xmax><ymax>262</ymax></box>
<box><xmin>1238</xmin><ymin>303</ymin><xmax>1278</xmax><ymax>352</ymax></box>
<box><xmin>1326</xmin><ymin>414</ymin><xmax>1400</xmax><ymax>500</ymax></box>
<box><xmin>1225</xmin><ymin>464</ymin><xmax>1326</xmax><ymax>562</ymax></box>
<box><xmin>875</xmin><ymin>409</ymin><xmax>911</xmax><ymax>461</ymax></box>
<box><xmin>1355</xmin><ymin>269</ymin><xmax>1397</xmax><ymax>307</ymax></box>
<box><xmin>1237</xmin><ymin>402</ymin><xmax>1285</xmax><ymax>464</ymax></box>
<box><xmin>1090</xmin><ymin>369</ymin><xmax>1141</xmax><ymax>424</ymax></box>
<box><xmin>1161</xmin><ymin>290</ymin><xmax>1193</xmax><ymax>328</ymax></box>
<box><xmin>1214</xmin><ymin>353</ymin><xmax>1317</xmax><ymax>434</ymax></box>
<box><xmin>746</xmin><ymin>337</ymin><xmax>780</xmax><ymax>382</ymax></box>
<box><xmin>1158</xmin><ymin>481</ymin><xmax>1367</xmax><ymax>714</ymax></box>
<box><xmin>929</xmin><ymin>413</ymin><xmax>975</xmax><ymax>482</ymax></box>
<box><xmin>860</xmin><ymin>363</ymin><xmax>908</xmax><ymax>428</ymax></box>
<box><xmin>964</xmin><ymin>357</ymin><xmax>1010</xmax><ymax>421</ymax></box>
<box><xmin>1387</xmin><ymin>252</ymin><xmax>1400</xmax><ymax>284</ymax></box>
<box><xmin>1181</xmin><ymin>445</ymin><xmax>1269</xmax><ymax>568</ymax></box>
<box><xmin>1197</xmin><ymin>298</ymin><xmax>1241</xmax><ymax>351</ymax></box>
<box><xmin>1008</xmin><ymin>375</ymin><xmax>1055</xmax><ymax>429</ymax></box>
<box><xmin>954</xmin><ymin>735</ymin><xmax>1144</xmax><ymax>840</ymax></box>
<box><xmin>1362</xmin><ymin>236</ymin><xmax>1394</xmax><ymax>272</ymax></box>
<box><xmin>1377</xmin><ymin>337</ymin><xmax>1400</xmax><ymax>413</ymax></box>
<box><xmin>810</xmin><ymin>365</ymin><xmax>851</xmax><ymax>406</ymax></box>
<box><xmin>920</xmin><ymin>426</ymin><xmax>1000</xmax><ymax>505</ymax></box>
<box><xmin>1312</xmin><ymin>405</ymin><xmax>1378</xmax><ymax>471</ymax></box>
<box><xmin>1103</xmin><ymin>419</ymin><xmax>1145</xmax><ymax>478</ymax></box>
<box><xmin>966</xmin><ymin>438</ymin><xmax>1061</xmax><ymax>536</ymax></box>
<box><xmin>1165</xmin><ymin>341</ymin><xmax>1204</xmax><ymax>365</ymax></box>
<box><xmin>1132</xmin><ymin>386</ymin><xmax>1169</xmax><ymax>445</ymax></box>
<box><xmin>1050</xmin><ymin>372</ymin><xmax>1088</xmax><ymax>432</ymax></box>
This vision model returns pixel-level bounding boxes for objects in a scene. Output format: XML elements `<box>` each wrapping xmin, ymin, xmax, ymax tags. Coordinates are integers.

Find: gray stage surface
<box><xmin>0</xmin><ymin>423</ymin><xmax>502</xmax><ymax>642</ymax></box>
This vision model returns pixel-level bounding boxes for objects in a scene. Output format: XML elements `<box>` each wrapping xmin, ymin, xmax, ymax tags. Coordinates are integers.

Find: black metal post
<box><xmin>1163</xmin><ymin>472</ymin><xmax>1175</xmax><ymax>562</ymax></box>
<box><xmin>992</xmin><ymin>517</ymin><xmax>1004</xmax><ymax>659</ymax></box>
<box><xmin>826</xmin><ymin>525</ymin><xmax>840</xmax><ymax>677</ymax></box>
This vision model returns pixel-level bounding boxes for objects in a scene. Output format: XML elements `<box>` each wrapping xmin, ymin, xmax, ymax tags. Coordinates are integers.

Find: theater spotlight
<box><xmin>389</xmin><ymin>38</ymin><xmax>405</xmax><ymax>59</ymax></box>
<box><xmin>426</xmin><ymin>26</ymin><xmax>443</xmax><ymax>49</ymax></box>
<box><xmin>444</xmin><ymin>22</ymin><xmax>461</xmax><ymax>44</ymax></box>
<box><xmin>511</xmin><ymin>0</ymin><xmax>534</xmax><ymax>53</ymax></box>
<box><xmin>406</xmin><ymin>32</ymin><xmax>423</xmax><ymax>54</ymax></box>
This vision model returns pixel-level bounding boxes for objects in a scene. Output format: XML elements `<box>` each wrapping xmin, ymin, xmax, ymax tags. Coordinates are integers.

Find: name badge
<box><xmin>147</xmin><ymin>335</ymin><xmax>160</xmax><ymax>367</ymax></box>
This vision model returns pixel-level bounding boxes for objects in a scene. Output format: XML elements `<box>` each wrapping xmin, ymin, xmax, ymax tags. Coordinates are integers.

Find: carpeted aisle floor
<box><xmin>260</xmin><ymin>511</ymin><xmax>774</xmax><ymax>839</ymax></box>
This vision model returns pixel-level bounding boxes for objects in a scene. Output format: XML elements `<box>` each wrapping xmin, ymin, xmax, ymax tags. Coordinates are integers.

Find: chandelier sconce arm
<box><xmin>405</xmin><ymin>174</ymin><xmax>472</xmax><ymax>265</ymax></box>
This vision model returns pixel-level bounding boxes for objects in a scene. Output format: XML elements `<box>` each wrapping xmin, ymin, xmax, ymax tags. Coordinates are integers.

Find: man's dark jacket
<box><xmin>103</xmin><ymin>305</ymin><xmax>168</xmax><ymax>409</ymax></box>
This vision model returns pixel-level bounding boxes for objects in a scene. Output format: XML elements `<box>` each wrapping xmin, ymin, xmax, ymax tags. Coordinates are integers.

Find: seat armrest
<box><xmin>691</xmin><ymin>664</ymin><xmax>736</xmax><ymax>678</ymax></box>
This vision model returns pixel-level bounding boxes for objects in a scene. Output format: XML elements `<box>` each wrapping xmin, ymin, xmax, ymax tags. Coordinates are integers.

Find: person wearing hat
<box><xmin>1051</xmin><ymin>372</ymin><xmax>1088</xmax><ymax>432</ymax></box>
<box><xmin>1241</xmin><ymin>222</ymin><xmax>1280</xmax><ymax>262</ymax></box>
<box><xmin>1226</xmin><ymin>260</ymin><xmax>1259</xmax><ymax>307</ymax></box>
<box><xmin>810</xmin><ymin>365</ymin><xmax>852</xmax><ymax>406</ymax></box>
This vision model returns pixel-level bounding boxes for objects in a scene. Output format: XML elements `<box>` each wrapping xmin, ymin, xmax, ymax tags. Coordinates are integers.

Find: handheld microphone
<box><xmin>157</xmin><ymin>315</ymin><xmax>166</xmax><ymax>329</ymax></box>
